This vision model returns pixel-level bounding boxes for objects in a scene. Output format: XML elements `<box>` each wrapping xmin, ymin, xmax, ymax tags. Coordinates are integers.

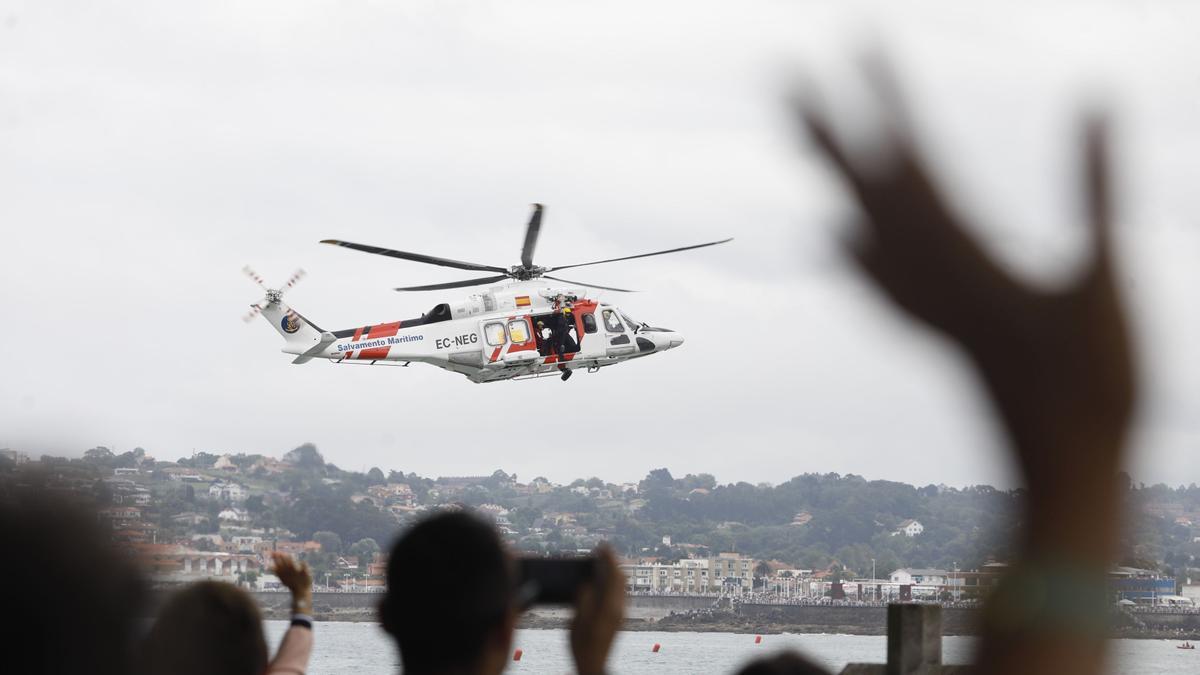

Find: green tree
<box><xmin>283</xmin><ymin>443</ymin><xmax>325</xmax><ymax>470</ymax></box>
<box><xmin>313</xmin><ymin>530</ymin><xmax>343</xmax><ymax>554</ymax></box>
<box><xmin>113</xmin><ymin>447</ymin><xmax>146</xmax><ymax>468</ymax></box>
<box><xmin>245</xmin><ymin>495</ymin><xmax>266</xmax><ymax>514</ymax></box>
<box><xmin>349</xmin><ymin>537</ymin><xmax>381</xmax><ymax>567</ymax></box>
<box><xmin>641</xmin><ymin>468</ymin><xmax>675</xmax><ymax>491</ymax></box>
<box><xmin>84</xmin><ymin>446</ymin><xmax>114</xmax><ymax>463</ymax></box>
<box><xmin>366</xmin><ymin>467</ymin><xmax>386</xmax><ymax>485</ymax></box>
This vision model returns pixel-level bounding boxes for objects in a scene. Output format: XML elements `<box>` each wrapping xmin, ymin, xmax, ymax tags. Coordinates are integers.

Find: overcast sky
<box><xmin>2</xmin><ymin>1</ymin><xmax>1197</xmax><ymax>488</ymax></box>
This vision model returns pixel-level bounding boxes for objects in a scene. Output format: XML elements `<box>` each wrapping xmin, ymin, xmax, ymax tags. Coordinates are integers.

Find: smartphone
<box><xmin>516</xmin><ymin>556</ymin><xmax>596</xmax><ymax>606</ymax></box>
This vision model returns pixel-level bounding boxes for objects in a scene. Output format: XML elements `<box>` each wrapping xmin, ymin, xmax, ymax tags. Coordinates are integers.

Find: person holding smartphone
<box><xmin>380</xmin><ymin>511</ymin><xmax>624</xmax><ymax>675</ymax></box>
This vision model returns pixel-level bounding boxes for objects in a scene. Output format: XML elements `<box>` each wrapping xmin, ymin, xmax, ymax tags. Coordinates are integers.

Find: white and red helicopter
<box><xmin>246</xmin><ymin>204</ymin><xmax>730</xmax><ymax>383</ymax></box>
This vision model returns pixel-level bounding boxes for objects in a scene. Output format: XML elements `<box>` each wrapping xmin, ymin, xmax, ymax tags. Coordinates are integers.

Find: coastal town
<box><xmin>1</xmin><ymin>445</ymin><xmax>1197</xmax><ymax>617</ymax></box>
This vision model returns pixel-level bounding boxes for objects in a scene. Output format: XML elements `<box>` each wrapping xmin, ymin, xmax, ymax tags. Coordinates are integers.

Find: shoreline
<box><xmin>255</xmin><ymin>606</ymin><xmax>1200</xmax><ymax>641</ymax></box>
<box><xmin>146</xmin><ymin>590</ymin><xmax>1199</xmax><ymax>641</ymax></box>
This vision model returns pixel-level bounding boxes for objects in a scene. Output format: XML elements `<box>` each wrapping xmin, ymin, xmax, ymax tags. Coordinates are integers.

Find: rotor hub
<box><xmin>509</xmin><ymin>265</ymin><xmax>546</xmax><ymax>281</ymax></box>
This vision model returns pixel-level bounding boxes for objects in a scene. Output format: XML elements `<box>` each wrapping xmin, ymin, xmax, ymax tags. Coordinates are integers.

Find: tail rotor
<box><xmin>243</xmin><ymin>266</ymin><xmax>306</xmax><ymax>323</ymax></box>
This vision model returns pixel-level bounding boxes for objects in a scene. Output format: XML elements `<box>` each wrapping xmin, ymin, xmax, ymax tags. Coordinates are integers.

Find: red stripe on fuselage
<box><xmin>345</xmin><ymin>326</ymin><xmax>366</xmax><ymax>359</ymax></box>
<box><xmin>359</xmin><ymin>321</ymin><xmax>401</xmax><ymax>360</ymax></box>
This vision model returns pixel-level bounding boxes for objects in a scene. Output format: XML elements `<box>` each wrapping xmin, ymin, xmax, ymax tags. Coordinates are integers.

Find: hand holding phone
<box><xmin>570</xmin><ymin>546</ymin><xmax>624</xmax><ymax>675</ymax></box>
<box><xmin>517</xmin><ymin>556</ymin><xmax>596</xmax><ymax>606</ymax></box>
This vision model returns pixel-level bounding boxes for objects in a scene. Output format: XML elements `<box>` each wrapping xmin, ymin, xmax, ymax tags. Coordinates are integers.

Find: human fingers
<box><xmin>794</xmin><ymin>94</ymin><xmax>874</xmax><ymax>204</ymax></box>
<box><xmin>859</xmin><ymin>49</ymin><xmax>916</xmax><ymax>146</ymax></box>
<box><xmin>594</xmin><ymin>546</ymin><xmax>625</xmax><ymax>610</ymax></box>
<box><xmin>1082</xmin><ymin>112</ymin><xmax>1113</xmax><ymax>270</ymax></box>
<box><xmin>574</xmin><ymin>576</ymin><xmax>598</xmax><ymax>617</ymax></box>
<box><xmin>296</xmin><ymin>560</ymin><xmax>313</xmax><ymax>585</ymax></box>
<box><xmin>272</xmin><ymin>552</ymin><xmax>300</xmax><ymax>584</ymax></box>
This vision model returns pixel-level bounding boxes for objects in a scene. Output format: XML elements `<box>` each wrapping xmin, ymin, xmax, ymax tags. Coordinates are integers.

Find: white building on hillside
<box><xmin>209</xmin><ymin>482</ymin><xmax>248</xmax><ymax>502</ymax></box>
<box><xmin>894</xmin><ymin>519</ymin><xmax>924</xmax><ymax>537</ymax></box>
<box><xmin>218</xmin><ymin>508</ymin><xmax>249</xmax><ymax>523</ymax></box>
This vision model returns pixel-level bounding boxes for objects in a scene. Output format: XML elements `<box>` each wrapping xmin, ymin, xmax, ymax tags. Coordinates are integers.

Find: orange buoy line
<box><xmin>513</xmin><ymin>648</ymin><xmax>523</xmax><ymax>661</ymax></box>
<box><xmin>651</xmin><ymin>643</ymin><xmax>661</xmax><ymax>653</ymax></box>
<box><xmin>755</xmin><ymin>635</ymin><xmax>763</xmax><ymax>644</ymax></box>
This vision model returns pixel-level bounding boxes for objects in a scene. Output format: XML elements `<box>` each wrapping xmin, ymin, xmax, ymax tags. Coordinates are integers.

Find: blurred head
<box><xmin>381</xmin><ymin>511</ymin><xmax>516</xmax><ymax>675</ymax></box>
<box><xmin>736</xmin><ymin>651</ymin><xmax>831</xmax><ymax>675</ymax></box>
<box><xmin>140</xmin><ymin>581</ymin><xmax>268</xmax><ymax>675</ymax></box>
<box><xmin>1</xmin><ymin>495</ymin><xmax>145</xmax><ymax>675</ymax></box>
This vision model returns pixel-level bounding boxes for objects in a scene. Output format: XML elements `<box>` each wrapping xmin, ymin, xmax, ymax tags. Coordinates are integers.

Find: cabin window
<box><xmin>484</xmin><ymin>322</ymin><xmax>506</xmax><ymax>347</ymax></box>
<box><xmin>507</xmin><ymin>319</ymin><xmax>530</xmax><ymax>344</ymax></box>
<box><xmin>582</xmin><ymin>314</ymin><xmax>598</xmax><ymax>334</ymax></box>
<box><xmin>601</xmin><ymin>309</ymin><xmax>624</xmax><ymax>333</ymax></box>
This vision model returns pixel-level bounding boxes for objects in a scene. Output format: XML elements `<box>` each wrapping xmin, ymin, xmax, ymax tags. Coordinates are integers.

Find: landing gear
<box><xmin>560</xmin><ymin>369</ymin><xmax>573</xmax><ymax>381</ymax></box>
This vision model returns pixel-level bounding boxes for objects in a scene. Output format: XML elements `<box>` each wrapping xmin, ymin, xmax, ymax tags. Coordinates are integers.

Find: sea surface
<box><xmin>266</xmin><ymin>621</ymin><xmax>1196</xmax><ymax>674</ymax></box>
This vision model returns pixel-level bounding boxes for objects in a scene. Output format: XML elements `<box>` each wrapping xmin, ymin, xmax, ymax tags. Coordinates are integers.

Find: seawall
<box><xmin>146</xmin><ymin>590</ymin><xmax>1200</xmax><ymax>639</ymax></box>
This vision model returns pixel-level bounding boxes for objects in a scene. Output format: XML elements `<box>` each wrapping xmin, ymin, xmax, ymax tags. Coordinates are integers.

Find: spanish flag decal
<box><xmin>515</xmin><ymin>295</ymin><xmax>531</xmax><ymax>307</ymax></box>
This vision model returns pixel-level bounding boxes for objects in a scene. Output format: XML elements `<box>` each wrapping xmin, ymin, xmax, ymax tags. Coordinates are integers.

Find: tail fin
<box><xmin>259</xmin><ymin>300</ymin><xmax>325</xmax><ymax>349</ymax></box>
<box><xmin>243</xmin><ymin>267</ymin><xmax>331</xmax><ymax>362</ymax></box>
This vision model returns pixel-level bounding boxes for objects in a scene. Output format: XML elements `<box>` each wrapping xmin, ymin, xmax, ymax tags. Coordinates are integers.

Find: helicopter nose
<box><xmin>656</xmin><ymin>331</ymin><xmax>684</xmax><ymax>351</ymax></box>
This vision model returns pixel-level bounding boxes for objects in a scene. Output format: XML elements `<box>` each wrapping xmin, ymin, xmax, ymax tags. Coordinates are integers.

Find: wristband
<box><xmin>291</xmin><ymin>613</ymin><xmax>314</xmax><ymax>630</ymax></box>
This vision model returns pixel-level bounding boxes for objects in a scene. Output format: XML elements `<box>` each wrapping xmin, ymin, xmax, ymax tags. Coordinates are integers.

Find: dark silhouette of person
<box><xmin>736</xmin><ymin>652</ymin><xmax>831</xmax><ymax>675</ymax></box>
<box><xmin>0</xmin><ymin>495</ymin><xmax>145</xmax><ymax>675</ymax></box>
<box><xmin>139</xmin><ymin>552</ymin><xmax>314</xmax><ymax>675</ymax></box>
<box><xmin>380</xmin><ymin>510</ymin><xmax>624</xmax><ymax>675</ymax></box>
<box><xmin>548</xmin><ymin>307</ymin><xmax>575</xmax><ymax>380</ymax></box>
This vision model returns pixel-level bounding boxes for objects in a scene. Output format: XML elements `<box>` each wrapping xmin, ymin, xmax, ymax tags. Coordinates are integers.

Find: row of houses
<box><xmin>621</xmin><ymin>552</ymin><xmax>759</xmax><ymax>592</ymax></box>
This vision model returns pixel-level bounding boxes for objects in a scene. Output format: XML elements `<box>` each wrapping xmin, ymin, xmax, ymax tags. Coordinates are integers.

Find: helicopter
<box><xmin>246</xmin><ymin>204</ymin><xmax>730</xmax><ymax>383</ymax></box>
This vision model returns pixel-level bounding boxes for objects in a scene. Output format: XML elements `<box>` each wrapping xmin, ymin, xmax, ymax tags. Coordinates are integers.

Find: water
<box><xmin>265</xmin><ymin>621</ymin><xmax>1196</xmax><ymax>674</ymax></box>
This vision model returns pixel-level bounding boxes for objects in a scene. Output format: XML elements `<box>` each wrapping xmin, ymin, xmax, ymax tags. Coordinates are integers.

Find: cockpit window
<box><xmin>484</xmin><ymin>322</ymin><xmax>506</xmax><ymax>347</ymax></box>
<box><xmin>601</xmin><ymin>309</ymin><xmax>624</xmax><ymax>333</ymax></box>
<box><xmin>620</xmin><ymin>311</ymin><xmax>642</xmax><ymax>332</ymax></box>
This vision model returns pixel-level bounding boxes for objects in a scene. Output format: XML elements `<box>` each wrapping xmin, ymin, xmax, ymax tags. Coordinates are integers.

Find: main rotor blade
<box><xmin>520</xmin><ymin>203</ymin><xmax>543</xmax><ymax>270</ymax></box>
<box><xmin>546</xmin><ymin>237</ymin><xmax>733</xmax><ymax>272</ymax></box>
<box><xmin>321</xmin><ymin>239</ymin><xmax>507</xmax><ymax>273</ymax></box>
<box><xmin>393</xmin><ymin>274</ymin><xmax>512</xmax><ymax>292</ymax></box>
<box><xmin>543</xmin><ymin>275</ymin><xmax>637</xmax><ymax>293</ymax></box>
